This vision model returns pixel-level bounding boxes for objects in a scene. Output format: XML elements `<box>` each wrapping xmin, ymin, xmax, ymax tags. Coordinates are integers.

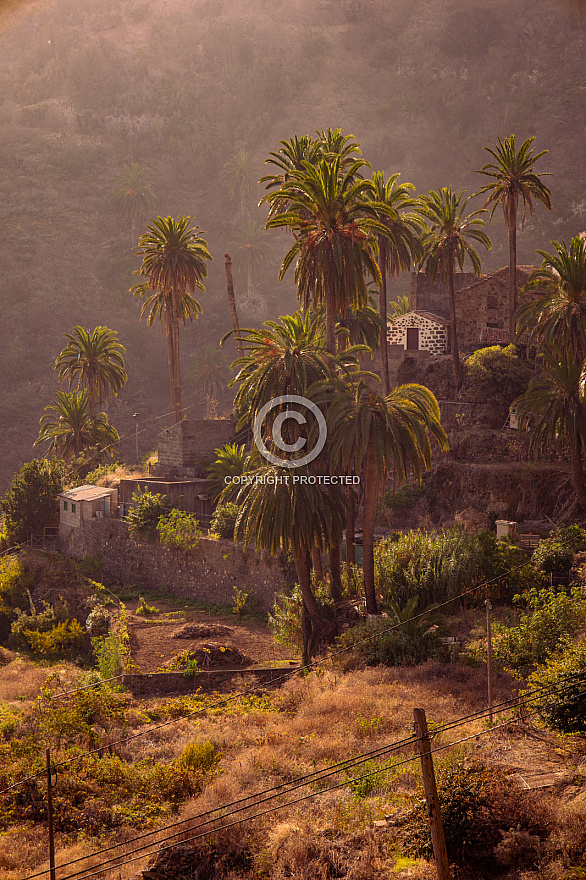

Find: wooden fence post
<box><xmin>413</xmin><ymin>708</ymin><xmax>451</xmax><ymax>880</ymax></box>
<box><xmin>485</xmin><ymin>598</ymin><xmax>493</xmax><ymax>723</ymax></box>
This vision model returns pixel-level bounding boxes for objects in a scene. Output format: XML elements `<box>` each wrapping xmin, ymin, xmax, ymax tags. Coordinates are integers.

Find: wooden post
<box><xmin>46</xmin><ymin>749</ymin><xmax>56</xmax><ymax>880</ymax></box>
<box><xmin>413</xmin><ymin>708</ymin><xmax>451</xmax><ymax>880</ymax></box>
<box><xmin>485</xmin><ymin>599</ymin><xmax>493</xmax><ymax>724</ymax></box>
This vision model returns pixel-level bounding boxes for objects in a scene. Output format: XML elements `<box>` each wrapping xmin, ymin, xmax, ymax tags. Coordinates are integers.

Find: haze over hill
<box><xmin>0</xmin><ymin>0</ymin><xmax>584</xmax><ymax>491</ymax></box>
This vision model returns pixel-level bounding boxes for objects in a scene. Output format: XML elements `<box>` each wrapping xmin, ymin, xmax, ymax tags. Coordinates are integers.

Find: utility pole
<box><xmin>46</xmin><ymin>749</ymin><xmax>56</xmax><ymax>880</ymax></box>
<box><xmin>485</xmin><ymin>598</ymin><xmax>493</xmax><ymax>723</ymax></box>
<box><xmin>133</xmin><ymin>412</ymin><xmax>139</xmax><ymax>466</ymax></box>
<box><xmin>413</xmin><ymin>708</ymin><xmax>451</xmax><ymax>880</ymax></box>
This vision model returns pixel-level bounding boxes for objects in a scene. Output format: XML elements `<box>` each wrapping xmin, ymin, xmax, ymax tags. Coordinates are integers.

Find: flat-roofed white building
<box><xmin>58</xmin><ymin>485</ymin><xmax>118</xmax><ymax>538</ymax></box>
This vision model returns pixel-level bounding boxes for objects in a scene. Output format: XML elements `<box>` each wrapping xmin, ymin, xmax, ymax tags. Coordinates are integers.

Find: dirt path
<box><xmin>126</xmin><ymin>602</ymin><xmax>297</xmax><ymax>673</ymax></box>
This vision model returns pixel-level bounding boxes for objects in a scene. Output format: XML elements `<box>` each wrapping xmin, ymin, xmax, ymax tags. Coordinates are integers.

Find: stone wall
<box><xmin>118</xmin><ymin>478</ymin><xmax>211</xmax><ymax>518</ymax></box>
<box><xmin>157</xmin><ymin>419</ymin><xmax>235</xmax><ymax>475</ymax></box>
<box><xmin>411</xmin><ymin>271</ymin><xmax>477</xmax><ymax>317</ymax></box>
<box><xmin>59</xmin><ymin>518</ymin><xmax>289</xmax><ymax>612</ymax></box>
<box><xmin>387</xmin><ymin>313</ymin><xmax>448</xmax><ymax>356</ymax></box>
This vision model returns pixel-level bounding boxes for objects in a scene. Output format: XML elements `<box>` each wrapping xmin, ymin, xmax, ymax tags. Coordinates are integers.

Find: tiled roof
<box><xmin>60</xmin><ymin>485</ymin><xmax>114</xmax><ymax>501</ymax></box>
<box><xmin>388</xmin><ymin>310</ymin><xmax>449</xmax><ymax>327</ymax></box>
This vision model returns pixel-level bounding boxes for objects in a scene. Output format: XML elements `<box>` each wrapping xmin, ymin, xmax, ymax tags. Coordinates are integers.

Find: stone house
<box><xmin>410</xmin><ymin>266</ymin><xmax>535</xmax><ymax>353</ymax></box>
<box><xmin>152</xmin><ymin>418</ymin><xmax>236</xmax><ymax>479</ymax></box>
<box><xmin>58</xmin><ymin>485</ymin><xmax>118</xmax><ymax>539</ymax></box>
<box><xmin>386</xmin><ymin>310</ymin><xmax>449</xmax><ymax>355</ymax></box>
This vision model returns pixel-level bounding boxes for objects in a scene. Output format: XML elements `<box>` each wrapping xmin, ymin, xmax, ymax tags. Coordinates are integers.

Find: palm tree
<box><xmin>54</xmin><ymin>326</ymin><xmax>127</xmax><ymax>414</ymax></box>
<box><xmin>222</xmin><ymin>149</ymin><xmax>261</xmax><ymax>219</ymax></box>
<box><xmin>416</xmin><ymin>187</ymin><xmax>491</xmax><ymax>388</ymax></box>
<box><xmin>260</xmin><ymin>134</ymin><xmax>321</xmax><ymax>221</ymax></box>
<box><xmin>131</xmin><ymin>216</ymin><xmax>212</xmax><ymax>423</ymax></box>
<box><xmin>189</xmin><ymin>344</ymin><xmax>229</xmax><ymax>404</ymax></box>
<box><xmin>206</xmin><ymin>442</ymin><xmax>259</xmax><ymax>502</ymax></box>
<box><xmin>325</xmin><ymin>377</ymin><xmax>448</xmax><ymax>614</ymax></box>
<box><xmin>228</xmin><ymin>219</ymin><xmax>273</xmax><ymax>302</ymax></box>
<box><xmin>516</xmin><ymin>236</ymin><xmax>586</xmax><ymax>359</ymax></box>
<box><xmin>389</xmin><ymin>295</ymin><xmax>411</xmax><ymax>317</ymax></box>
<box><xmin>475</xmin><ymin>135</ymin><xmax>552</xmax><ymax>340</ymax></box>
<box><xmin>113</xmin><ymin>162</ymin><xmax>156</xmax><ymax>245</ymax></box>
<box><xmin>267</xmin><ymin>155</ymin><xmax>387</xmax><ymax>354</ymax></box>
<box><xmin>34</xmin><ymin>390</ymin><xmax>119</xmax><ymax>464</ymax></box>
<box><xmin>514</xmin><ymin>345</ymin><xmax>586</xmax><ymax>510</ymax></box>
<box><xmin>364</xmin><ymin>172</ymin><xmax>421</xmax><ymax>393</ymax></box>
<box><xmin>232</xmin><ymin>464</ymin><xmax>347</xmax><ymax>659</ymax></box>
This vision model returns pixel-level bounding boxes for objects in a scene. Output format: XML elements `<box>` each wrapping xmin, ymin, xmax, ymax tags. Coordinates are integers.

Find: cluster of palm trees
<box><xmin>35</xmin><ymin>326</ymin><xmax>127</xmax><ymax>465</ymax></box>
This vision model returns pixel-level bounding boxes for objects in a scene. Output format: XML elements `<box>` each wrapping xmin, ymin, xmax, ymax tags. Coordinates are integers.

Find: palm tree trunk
<box><xmin>362</xmin><ymin>441</ymin><xmax>379</xmax><ymax>615</ymax></box>
<box><xmin>224</xmin><ymin>254</ymin><xmax>243</xmax><ymax>358</ymax></box>
<box><xmin>293</xmin><ymin>546</ymin><xmax>335</xmax><ymax>650</ymax></box>
<box><xmin>325</xmin><ymin>306</ymin><xmax>336</xmax><ymax>355</ymax></box>
<box><xmin>508</xmin><ymin>202</ymin><xmax>518</xmax><ymax>342</ymax></box>
<box><xmin>570</xmin><ymin>434</ymin><xmax>586</xmax><ymax>510</ymax></box>
<box><xmin>447</xmin><ymin>258</ymin><xmax>461</xmax><ymax>391</ymax></box>
<box><xmin>311</xmin><ymin>545</ymin><xmax>324</xmax><ymax>583</ymax></box>
<box><xmin>172</xmin><ymin>296</ymin><xmax>182</xmax><ymax>423</ymax></box>
<box><xmin>165</xmin><ymin>298</ymin><xmax>178</xmax><ymax>423</ymax></box>
<box><xmin>345</xmin><ymin>487</ymin><xmax>355</xmax><ymax>573</ymax></box>
<box><xmin>379</xmin><ymin>243</ymin><xmax>390</xmax><ymax>395</ymax></box>
<box><xmin>328</xmin><ymin>545</ymin><xmax>342</xmax><ymax>604</ymax></box>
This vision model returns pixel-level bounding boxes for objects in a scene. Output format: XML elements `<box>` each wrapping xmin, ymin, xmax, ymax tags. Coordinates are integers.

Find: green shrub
<box><xmin>10</xmin><ymin>600</ymin><xmax>87</xmax><ymax>659</ymax></box>
<box><xmin>384</xmin><ymin>483</ymin><xmax>436</xmax><ymax>514</ymax></box>
<box><xmin>269</xmin><ymin>579</ymin><xmax>335</xmax><ymax>650</ymax></box>
<box><xmin>374</xmin><ymin>528</ymin><xmax>539</xmax><ymax>611</ymax></box>
<box><xmin>550</xmin><ymin>524</ymin><xmax>586</xmax><ymax>553</ymax></box>
<box><xmin>92</xmin><ymin>603</ymin><xmax>130</xmax><ymax>681</ymax></box>
<box><xmin>532</xmin><ymin>538</ymin><xmax>574</xmax><ymax>574</ymax></box>
<box><xmin>126</xmin><ymin>488</ymin><xmax>172</xmax><ymax>538</ymax></box>
<box><xmin>1</xmin><ymin>459</ymin><xmax>63</xmax><ymax>546</ymax></box>
<box><xmin>463</xmin><ymin>344</ymin><xmax>532</xmax><ymax>414</ymax></box>
<box><xmin>336</xmin><ymin>616</ymin><xmax>444</xmax><ymax>668</ymax></box>
<box><xmin>176</xmin><ymin>740</ymin><xmax>221</xmax><ymax>784</ymax></box>
<box><xmin>491</xmin><ymin>584</ymin><xmax>586</xmax><ymax>673</ymax></box>
<box><xmin>210</xmin><ymin>502</ymin><xmax>240</xmax><ymax>539</ymax></box>
<box><xmin>157</xmin><ymin>509</ymin><xmax>201</xmax><ymax>551</ymax></box>
<box><xmin>83</xmin><ymin>462</ymin><xmax>121</xmax><ymax>485</ymax></box>
<box><xmin>136</xmin><ymin>595</ymin><xmax>158</xmax><ymax>615</ymax></box>
<box><xmin>525</xmin><ymin>637</ymin><xmax>586</xmax><ymax>733</ymax></box>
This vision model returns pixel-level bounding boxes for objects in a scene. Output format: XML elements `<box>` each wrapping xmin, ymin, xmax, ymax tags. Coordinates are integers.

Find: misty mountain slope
<box><xmin>0</xmin><ymin>0</ymin><xmax>584</xmax><ymax>490</ymax></box>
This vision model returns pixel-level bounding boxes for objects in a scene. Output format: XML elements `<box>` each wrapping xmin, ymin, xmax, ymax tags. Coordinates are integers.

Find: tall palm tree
<box><xmin>222</xmin><ymin>149</ymin><xmax>261</xmax><ymax>219</ymax></box>
<box><xmin>228</xmin><ymin>219</ymin><xmax>273</xmax><ymax>301</ymax></box>
<box><xmin>54</xmin><ymin>326</ymin><xmax>127</xmax><ymax>414</ymax></box>
<box><xmin>514</xmin><ymin>345</ymin><xmax>586</xmax><ymax>510</ymax></box>
<box><xmin>232</xmin><ymin>464</ymin><xmax>347</xmax><ymax>659</ymax></box>
<box><xmin>516</xmin><ymin>236</ymin><xmax>586</xmax><ymax>360</ymax></box>
<box><xmin>325</xmin><ymin>377</ymin><xmax>448</xmax><ymax>614</ymax></box>
<box><xmin>259</xmin><ymin>134</ymin><xmax>321</xmax><ymax>221</ymax></box>
<box><xmin>131</xmin><ymin>216</ymin><xmax>212</xmax><ymax>423</ymax></box>
<box><xmin>416</xmin><ymin>187</ymin><xmax>491</xmax><ymax>388</ymax></box>
<box><xmin>34</xmin><ymin>390</ymin><xmax>119</xmax><ymax>464</ymax></box>
<box><xmin>475</xmin><ymin>135</ymin><xmax>552</xmax><ymax>340</ymax></box>
<box><xmin>189</xmin><ymin>344</ymin><xmax>229</xmax><ymax>400</ymax></box>
<box><xmin>113</xmin><ymin>162</ymin><xmax>156</xmax><ymax>245</ymax></box>
<box><xmin>267</xmin><ymin>156</ymin><xmax>387</xmax><ymax>354</ymax></box>
<box><xmin>364</xmin><ymin>171</ymin><xmax>421</xmax><ymax>394</ymax></box>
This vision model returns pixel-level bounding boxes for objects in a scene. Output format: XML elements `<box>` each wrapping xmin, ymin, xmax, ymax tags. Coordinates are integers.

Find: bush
<box><xmin>210</xmin><ymin>502</ymin><xmax>240</xmax><ymax>539</ymax></box>
<box><xmin>10</xmin><ymin>601</ymin><xmax>87</xmax><ymax>659</ymax></box>
<box><xmin>269</xmin><ymin>579</ymin><xmax>336</xmax><ymax>650</ymax></box>
<box><xmin>491</xmin><ymin>584</ymin><xmax>586</xmax><ymax>673</ymax></box>
<box><xmin>336</xmin><ymin>616</ymin><xmax>444</xmax><ymax>668</ymax></box>
<box><xmin>1</xmin><ymin>459</ymin><xmax>63</xmax><ymax>546</ymax></box>
<box><xmin>136</xmin><ymin>595</ymin><xmax>158</xmax><ymax>615</ymax></box>
<box><xmin>463</xmin><ymin>344</ymin><xmax>533</xmax><ymax>416</ymax></box>
<box><xmin>86</xmin><ymin>605</ymin><xmax>110</xmax><ymax>637</ymax></box>
<box><xmin>525</xmin><ymin>637</ymin><xmax>586</xmax><ymax>733</ymax></box>
<box><xmin>550</xmin><ymin>524</ymin><xmax>586</xmax><ymax>553</ymax></box>
<box><xmin>176</xmin><ymin>740</ymin><xmax>222</xmax><ymax>786</ymax></box>
<box><xmin>404</xmin><ymin>758</ymin><xmax>544</xmax><ymax>865</ymax></box>
<box><xmin>532</xmin><ymin>538</ymin><xmax>574</xmax><ymax>574</ymax></box>
<box><xmin>126</xmin><ymin>488</ymin><xmax>171</xmax><ymax>538</ymax></box>
<box><xmin>157</xmin><ymin>509</ymin><xmax>201</xmax><ymax>551</ymax></box>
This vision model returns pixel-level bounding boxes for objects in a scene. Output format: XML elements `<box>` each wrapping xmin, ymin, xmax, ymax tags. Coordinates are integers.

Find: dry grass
<box><xmin>0</xmin><ymin>656</ymin><xmax>72</xmax><ymax>704</ymax></box>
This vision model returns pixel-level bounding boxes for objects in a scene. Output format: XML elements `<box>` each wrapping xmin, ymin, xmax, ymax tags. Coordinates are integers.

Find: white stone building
<box><xmin>386</xmin><ymin>310</ymin><xmax>449</xmax><ymax>356</ymax></box>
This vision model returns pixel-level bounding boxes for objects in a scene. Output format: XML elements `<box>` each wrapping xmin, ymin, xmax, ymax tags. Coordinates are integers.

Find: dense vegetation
<box><xmin>0</xmin><ymin>0</ymin><xmax>584</xmax><ymax>489</ymax></box>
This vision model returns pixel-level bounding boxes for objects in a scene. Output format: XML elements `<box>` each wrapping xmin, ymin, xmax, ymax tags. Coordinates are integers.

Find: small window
<box><xmin>71</xmin><ymin>503</ymin><xmax>76</xmax><ymax>514</ymax></box>
<box><xmin>63</xmin><ymin>500</ymin><xmax>68</xmax><ymax>511</ymax></box>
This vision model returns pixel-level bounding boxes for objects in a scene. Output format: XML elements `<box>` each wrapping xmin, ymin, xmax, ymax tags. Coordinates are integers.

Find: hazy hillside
<box><xmin>0</xmin><ymin>0</ymin><xmax>584</xmax><ymax>490</ymax></box>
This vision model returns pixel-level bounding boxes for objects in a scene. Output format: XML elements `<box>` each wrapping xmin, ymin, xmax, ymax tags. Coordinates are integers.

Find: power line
<box><xmin>2</xmin><ymin>532</ymin><xmax>581</xmax><ymax>797</ymax></box>
<box><xmin>46</xmin><ymin>685</ymin><xmax>586</xmax><ymax>880</ymax></box>
<box><xmin>21</xmin><ymin>671</ymin><xmax>586</xmax><ymax>880</ymax></box>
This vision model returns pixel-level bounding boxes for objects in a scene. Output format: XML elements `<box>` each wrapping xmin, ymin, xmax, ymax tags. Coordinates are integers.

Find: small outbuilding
<box><xmin>58</xmin><ymin>485</ymin><xmax>118</xmax><ymax>537</ymax></box>
<box><xmin>386</xmin><ymin>310</ymin><xmax>449</xmax><ymax>356</ymax></box>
